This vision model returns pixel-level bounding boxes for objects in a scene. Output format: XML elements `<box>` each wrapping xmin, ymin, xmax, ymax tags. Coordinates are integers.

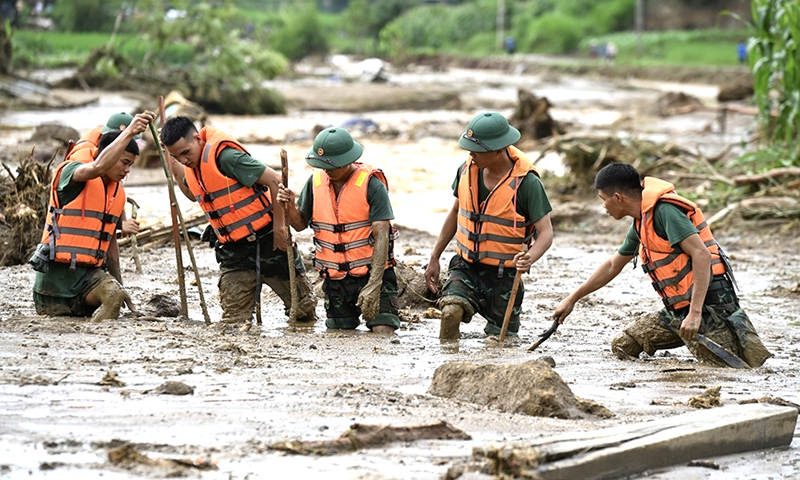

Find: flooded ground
<box><xmin>1</xmin><ymin>61</ymin><xmax>799</xmax><ymax>479</ymax></box>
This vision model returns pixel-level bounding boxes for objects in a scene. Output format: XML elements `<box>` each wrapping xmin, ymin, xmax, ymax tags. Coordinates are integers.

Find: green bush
<box><xmin>269</xmin><ymin>6</ymin><xmax>329</xmax><ymax>60</ymax></box>
<box><xmin>519</xmin><ymin>12</ymin><xmax>591</xmax><ymax>54</ymax></box>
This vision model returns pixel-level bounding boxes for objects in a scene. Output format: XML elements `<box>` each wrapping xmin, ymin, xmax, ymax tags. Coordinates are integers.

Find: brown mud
<box><xmin>1</xmin><ymin>60</ymin><xmax>799</xmax><ymax>479</ymax></box>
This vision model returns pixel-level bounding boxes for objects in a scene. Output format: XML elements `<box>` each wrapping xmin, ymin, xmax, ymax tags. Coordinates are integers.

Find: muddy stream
<box><xmin>1</xmin><ymin>64</ymin><xmax>799</xmax><ymax>479</ymax></box>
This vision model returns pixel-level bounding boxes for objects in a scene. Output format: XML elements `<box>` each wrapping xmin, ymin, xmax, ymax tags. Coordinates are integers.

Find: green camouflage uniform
<box><xmin>440</xmin><ymin>255</ymin><xmax>523</xmax><ymax>336</ymax></box>
<box><xmin>612</xmin><ymin>277</ymin><xmax>772</xmax><ymax>368</ymax></box>
<box><xmin>322</xmin><ymin>268</ymin><xmax>401</xmax><ymax>330</ymax></box>
<box><xmin>212</xmin><ymin>229</ymin><xmax>317</xmax><ymax>324</ymax></box>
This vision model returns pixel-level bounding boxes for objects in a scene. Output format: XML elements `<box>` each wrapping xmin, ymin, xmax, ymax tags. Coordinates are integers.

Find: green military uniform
<box><xmin>206</xmin><ymin>148</ymin><xmax>316</xmax><ymax>323</ymax></box>
<box><xmin>297</xmin><ymin>174</ymin><xmax>401</xmax><ymax>330</ymax></box>
<box><xmin>32</xmin><ymin>162</ymin><xmax>118</xmax><ymax>316</ymax></box>
<box><xmin>613</xmin><ymin>202</ymin><xmax>772</xmax><ymax>367</ymax></box>
<box><xmin>441</xmin><ymin>162</ymin><xmax>552</xmax><ymax>335</ymax></box>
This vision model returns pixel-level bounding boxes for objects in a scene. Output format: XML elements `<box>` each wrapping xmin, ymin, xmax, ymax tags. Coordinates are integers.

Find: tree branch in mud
<box><xmin>270</xmin><ymin>421</ymin><xmax>470</xmax><ymax>455</ymax></box>
<box><xmin>732</xmin><ymin>168</ymin><xmax>800</xmax><ymax>187</ymax></box>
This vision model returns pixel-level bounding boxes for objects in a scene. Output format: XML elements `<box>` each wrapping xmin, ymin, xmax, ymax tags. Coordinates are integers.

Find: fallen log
<box><xmin>270</xmin><ymin>421</ymin><xmax>470</xmax><ymax>455</ymax></box>
<box><xmin>117</xmin><ymin>211</ymin><xmax>207</xmax><ymax>247</ymax></box>
<box><xmin>732</xmin><ymin>167</ymin><xmax>800</xmax><ymax>187</ymax></box>
<box><xmin>474</xmin><ymin>403</ymin><xmax>797</xmax><ymax>480</ymax></box>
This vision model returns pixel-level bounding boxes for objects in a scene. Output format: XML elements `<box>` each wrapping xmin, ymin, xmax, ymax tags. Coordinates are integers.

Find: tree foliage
<box><xmin>51</xmin><ymin>0</ymin><xmax>123</xmax><ymax>32</ymax></box>
<box><xmin>269</xmin><ymin>5</ymin><xmax>329</xmax><ymax>60</ymax></box>
<box><xmin>749</xmin><ymin>0</ymin><xmax>800</xmax><ymax>165</ymax></box>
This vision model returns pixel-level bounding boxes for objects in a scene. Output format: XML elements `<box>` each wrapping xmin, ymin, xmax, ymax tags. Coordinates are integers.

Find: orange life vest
<box><xmin>310</xmin><ymin>163</ymin><xmax>397</xmax><ymax>280</ymax></box>
<box><xmin>39</xmin><ymin>155</ymin><xmax>126</xmax><ymax>269</ymax></box>
<box><xmin>635</xmin><ymin>177</ymin><xmax>728</xmax><ymax>310</ymax></box>
<box><xmin>79</xmin><ymin>126</ymin><xmax>103</xmax><ymax>147</ymax></box>
<box><xmin>183</xmin><ymin>127</ymin><xmax>273</xmax><ymax>244</ymax></box>
<box><xmin>456</xmin><ymin>146</ymin><xmax>539</xmax><ymax>269</ymax></box>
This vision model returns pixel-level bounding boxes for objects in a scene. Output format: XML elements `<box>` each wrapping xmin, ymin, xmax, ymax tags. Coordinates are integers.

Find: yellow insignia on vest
<box><xmin>355</xmin><ymin>170</ymin><xmax>368</xmax><ymax>187</ymax></box>
<box><xmin>314</xmin><ymin>171</ymin><xmax>322</xmax><ymax>187</ymax></box>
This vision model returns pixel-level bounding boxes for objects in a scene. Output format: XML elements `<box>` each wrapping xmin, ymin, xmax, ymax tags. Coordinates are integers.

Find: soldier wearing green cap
<box><xmin>64</xmin><ymin>112</ymin><xmax>143</xmax><ymax>287</ymax></box>
<box><xmin>277</xmin><ymin>127</ymin><xmax>400</xmax><ymax>334</ymax></box>
<box><xmin>424</xmin><ymin>111</ymin><xmax>554</xmax><ymax>339</ymax></box>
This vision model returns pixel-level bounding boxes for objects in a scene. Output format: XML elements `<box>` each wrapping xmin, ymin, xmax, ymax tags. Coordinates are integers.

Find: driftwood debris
<box><xmin>472</xmin><ymin>403</ymin><xmax>797</xmax><ymax>480</ymax></box>
<box><xmin>108</xmin><ymin>443</ymin><xmax>217</xmax><ymax>472</ymax></box>
<box><xmin>732</xmin><ymin>167</ymin><xmax>800</xmax><ymax>187</ymax></box>
<box><xmin>270</xmin><ymin>421</ymin><xmax>470</xmax><ymax>456</ymax></box>
<box><xmin>117</xmin><ymin>211</ymin><xmax>207</xmax><ymax>248</ymax></box>
<box><xmin>511</xmin><ymin>89</ymin><xmax>564</xmax><ymax>141</ymax></box>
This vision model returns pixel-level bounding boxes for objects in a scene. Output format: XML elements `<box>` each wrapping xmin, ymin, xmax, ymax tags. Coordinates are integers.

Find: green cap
<box><xmin>101</xmin><ymin>112</ymin><xmax>142</xmax><ymax>140</ymax></box>
<box><xmin>305</xmin><ymin>128</ymin><xmax>363</xmax><ymax>170</ymax></box>
<box><xmin>459</xmin><ymin>111</ymin><xmax>520</xmax><ymax>152</ymax></box>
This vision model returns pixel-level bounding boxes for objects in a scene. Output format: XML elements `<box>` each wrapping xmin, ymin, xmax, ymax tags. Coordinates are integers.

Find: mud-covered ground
<box><xmin>2</xmin><ymin>61</ymin><xmax>800</xmax><ymax>479</ymax></box>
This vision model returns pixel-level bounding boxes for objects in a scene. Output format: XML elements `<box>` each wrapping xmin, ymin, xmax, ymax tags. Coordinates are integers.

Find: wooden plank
<box><xmin>522</xmin><ymin>404</ymin><xmax>797</xmax><ymax>480</ymax></box>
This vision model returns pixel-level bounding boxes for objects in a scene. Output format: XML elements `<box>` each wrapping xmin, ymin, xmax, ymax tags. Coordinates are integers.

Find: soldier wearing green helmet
<box><xmin>278</xmin><ymin>127</ymin><xmax>400</xmax><ymax>334</ymax></box>
<box><xmin>425</xmin><ymin>111</ymin><xmax>554</xmax><ymax>339</ymax></box>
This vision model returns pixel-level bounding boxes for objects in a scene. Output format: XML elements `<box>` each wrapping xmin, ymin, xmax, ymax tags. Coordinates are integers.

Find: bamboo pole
<box><xmin>281</xmin><ymin>149</ymin><xmax>298</xmax><ymax>322</ymax></box>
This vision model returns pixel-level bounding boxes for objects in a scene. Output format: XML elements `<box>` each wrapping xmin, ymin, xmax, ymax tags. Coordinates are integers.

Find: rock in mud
<box><xmin>143</xmin><ymin>294</ymin><xmax>181</xmax><ymax>318</ymax></box>
<box><xmin>429</xmin><ymin>360</ymin><xmax>613</xmax><ymax>419</ymax></box>
<box><xmin>395</xmin><ymin>261</ymin><xmax>439</xmax><ymax>310</ymax></box>
<box><xmin>147</xmin><ymin>381</ymin><xmax>194</xmax><ymax>396</ymax></box>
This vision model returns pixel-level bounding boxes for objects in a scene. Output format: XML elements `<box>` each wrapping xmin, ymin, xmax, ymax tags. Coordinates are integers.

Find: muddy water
<box><xmin>1</xmin><ymin>66</ymin><xmax>798</xmax><ymax>479</ymax></box>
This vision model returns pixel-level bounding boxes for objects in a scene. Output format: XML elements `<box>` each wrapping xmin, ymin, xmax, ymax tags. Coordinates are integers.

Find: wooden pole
<box><xmin>151</xmin><ymin>100</ymin><xmax>211</xmax><ymax>325</ymax></box>
<box><xmin>127</xmin><ymin>197</ymin><xmax>143</xmax><ymax>274</ymax></box>
<box><xmin>499</xmin><ymin>244</ymin><xmax>527</xmax><ymax>342</ymax></box>
<box><xmin>155</xmin><ymin>103</ymin><xmax>187</xmax><ymax>319</ymax></box>
<box><xmin>281</xmin><ymin>149</ymin><xmax>298</xmax><ymax>322</ymax></box>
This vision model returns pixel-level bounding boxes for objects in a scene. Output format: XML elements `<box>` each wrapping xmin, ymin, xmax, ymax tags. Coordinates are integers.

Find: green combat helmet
<box><xmin>305</xmin><ymin>127</ymin><xmax>363</xmax><ymax>170</ymax></box>
<box><xmin>102</xmin><ymin>112</ymin><xmax>142</xmax><ymax>140</ymax></box>
<box><xmin>459</xmin><ymin>111</ymin><xmax>521</xmax><ymax>152</ymax></box>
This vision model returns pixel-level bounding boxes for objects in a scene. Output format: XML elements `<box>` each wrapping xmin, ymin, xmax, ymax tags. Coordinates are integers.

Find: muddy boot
<box><xmin>440</xmin><ymin>304</ymin><xmax>463</xmax><ymax>340</ymax></box>
<box><xmin>90</xmin><ymin>277</ymin><xmax>128</xmax><ymax>322</ymax></box>
<box><xmin>218</xmin><ymin>270</ymin><xmax>256</xmax><ymax>324</ymax></box>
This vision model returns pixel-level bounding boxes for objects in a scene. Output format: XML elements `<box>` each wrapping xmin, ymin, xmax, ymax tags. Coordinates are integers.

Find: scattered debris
<box><xmin>739</xmin><ymin>395</ymin><xmax>800</xmax><ymax>410</ymax></box>
<box><xmin>108</xmin><ymin>443</ymin><xmax>217</xmax><ymax>472</ymax></box>
<box><xmin>511</xmin><ymin>88</ymin><xmax>565</xmax><ymax>141</ymax></box>
<box><xmin>0</xmin><ymin>148</ymin><xmax>55</xmax><ymax>266</ymax></box>
<box><xmin>395</xmin><ymin>261</ymin><xmax>439</xmax><ymax>310</ymax></box>
<box><xmin>687</xmin><ymin>459</ymin><xmax>721</xmax><ymax>469</ymax></box>
<box><xmin>270</xmin><ymin>421</ymin><xmax>470</xmax><ymax>455</ymax></box>
<box><xmin>688</xmin><ymin>385</ymin><xmax>722</xmax><ymax>409</ymax></box>
<box><xmin>97</xmin><ymin>371</ymin><xmax>126</xmax><ymax>387</ymax></box>
<box><xmin>424</xmin><ymin>307</ymin><xmax>442</xmax><ymax>319</ymax></box>
<box><xmin>429</xmin><ymin>360</ymin><xmax>613</xmax><ymax>419</ymax></box>
<box><xmin>143</xmin><ymin>294</ymin><xmax>181</xmax><ymax>318</ymax></box>
<box><xmin>657</xmin><ymin>91</ymin><xmax>704</xmax><ymax>116</ymax></box>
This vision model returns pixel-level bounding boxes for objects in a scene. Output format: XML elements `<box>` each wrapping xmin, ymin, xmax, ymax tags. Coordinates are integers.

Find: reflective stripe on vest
<box><xmin>636</xmin><ymin>177</ymin><xmax>728</xmax><ymax>310</ymax></box>
<box><xmin>310</xmin><ymin>163</ymin><xmax>396</xmax><ymax>279</ymax></box>
<box><xmin>456</xmin><ymin>145</ymin><xmax>539</xmax><ymax>268</ymax></box>
<box><xmin>39</xmin><ymin>160</ymin><xmax>125</xmax><ymax>268</ymax></box>
<box><xmin>183</xmin><ymin>127</ymin><xmax>273</xmax><ymax>243</ymax></box>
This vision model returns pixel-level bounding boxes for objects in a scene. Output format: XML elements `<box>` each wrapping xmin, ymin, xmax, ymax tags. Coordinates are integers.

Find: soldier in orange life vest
<box><xmin>160</xmin><ymin>116</ymin><xmax>317</xmax><ymax>325</ymax></box>
<box><xmin>277</xmin><ymin>127</ymin><xmax>401</xmax><ymax>334</ymax></box>
<box><xmin>553</xmin><ymin>162</ymin><xmax>771</xmax><ymax>368</ymax></box>
<box><xmin>29</xmin><ymin>113</ymin><xmax>152</xmax><ymax>321</ymax></box>
<box><xmin>424</xmin><ymin>111</ymin><xmax>554</xmax><ymax>339</ymax></box>
<box><xmin>67</xmin><ymin>112</ymin><xmax>142</xmax><ymax>284</ymax></box>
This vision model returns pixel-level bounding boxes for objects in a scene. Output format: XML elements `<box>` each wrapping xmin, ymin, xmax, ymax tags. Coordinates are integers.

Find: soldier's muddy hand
<box><xmin>513</xmin><ymin>250</ymin><xmax>533</xmax><ymax>272</ymax></box>
<box><xmin>121</xmin><ymin>218</ymin><xmax>140</xmax><ymax>236</ymax></box>
<box><xmin>276</xmin><ymin>184</ymin><xmax>295</xmax><ymax>204</ymax></box>
<box><xmin>424</xmin><ymin>260</ymin><xmax>440</xmax><ymax>294</ymax></box>
<box><xmin>356</xmin><ymin>281</ymin><xmax>381</xmax><ymax>321</ymax></box>
<box><xmin>679</xmin><ymin>311</ymin><xmax>701</xmax><ymax>341</ymax></box>
<box><xmin>128</xmin><ymin>112</ymin><xmax>154</xmax><ymax>136</ymax></box>
<box><xmin>553</xmin><ymin>298</ymin><xmax>574</xmax><ymax>324</ymax></box>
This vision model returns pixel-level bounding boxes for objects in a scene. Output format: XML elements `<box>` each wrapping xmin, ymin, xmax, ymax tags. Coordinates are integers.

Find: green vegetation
<box><xmin>747</xmin><ymin>0</ymin><xmax>800</xmax><ymax>169</ymax></box>
<box><xmin>580</xmin><ymin>29</ymin><xmax>747</xmax><ymax>66</ymax></box>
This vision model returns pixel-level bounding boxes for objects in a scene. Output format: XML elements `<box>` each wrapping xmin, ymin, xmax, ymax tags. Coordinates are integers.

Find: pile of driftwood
<box><xmin>0</xmin><ymin>148</ymin><xmax>54</xmax><ymax>266</ymax></box>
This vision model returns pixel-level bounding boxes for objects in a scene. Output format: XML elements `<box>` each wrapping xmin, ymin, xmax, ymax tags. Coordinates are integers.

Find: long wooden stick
<box><xmin>280</xmin><ymin>149</ymin><xmax>299</xmax><ymax>322</ymax></box>
<box><xmin>151</xmin><ymin>100</ymin><xmax>211</xmax><ymax>325</ymax></box>
<box><xmin>127</xmin><ymin>197</ymin><xmax>143</xmax><ymax>274</ymax></box>
<box><xmin>499</xmin><ymin>245</ymin><xmax>528</xmax><ymax>342</ymax></box>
